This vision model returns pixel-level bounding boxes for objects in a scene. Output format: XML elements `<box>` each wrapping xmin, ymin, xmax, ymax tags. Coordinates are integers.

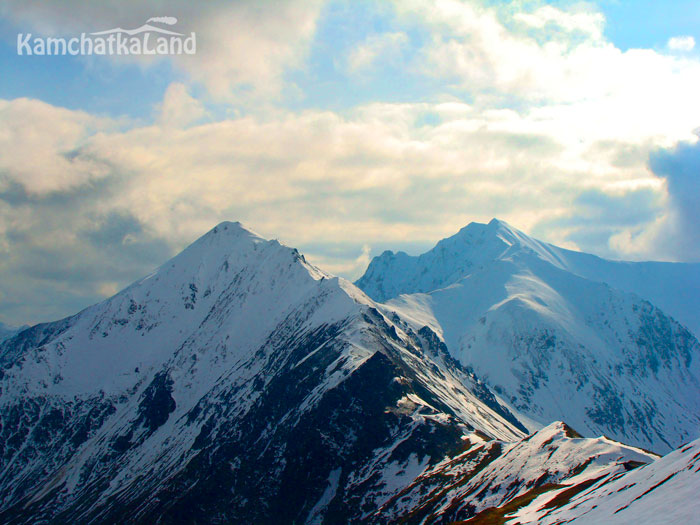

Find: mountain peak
<box><xmin>356</xmin><ymin>219</ymin><xmax>544</xmax><ymax>302</ymax></box>
<box><xmin>4</xmin><ymin>220</ymin><xmax>338</xmax><ymax>397</ymax></box>
<box><xmin>454</xmin><ymin>218</ymin><xmax>526</xmax><ymax>244</ymax></box>
<box><xmin>143</xmin><ymin>219</ymin><xmax>335</xmax><ymax>299</ymax></box>
<box><xmin>204</xmin><ymin>220</ymin><xmax>264</xmax><ymax>242</ymax></box>
<box><xmin>487</xmin><ymin>217</ymin><xmax>517</xmax><ymax>229</ymax></box>
<box><xmin>456</xmin><ymin>217</ymin><xmax>511</xmax><ymax>229</ymax></box>
<box><xmin>436</xmin><ymin>218</ymin><xmax>569</xmax><ymax>274</ymax></box>
<box><xmin>444</xmin><ymin>218</ymin><xmax>524</xmax><ymax>249</ymax></box>
<box><xmin>174</xmin><ymin>220</ymin><xmax>271</xmax><ymax>267</ymax></box>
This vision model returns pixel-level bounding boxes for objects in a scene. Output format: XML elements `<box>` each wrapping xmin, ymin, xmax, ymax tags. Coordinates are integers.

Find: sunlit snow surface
<box><xmin>358</xmin><ymin>219</ymin><xmax>700</xmax><ymax>453</ymax></box>
<box><xmin>511</xmin><ymin>436</ymin><xmax>700</xmax><ymax>524</ymax></box>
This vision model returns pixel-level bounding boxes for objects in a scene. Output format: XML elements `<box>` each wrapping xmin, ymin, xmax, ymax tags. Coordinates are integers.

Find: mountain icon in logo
<box><xmin>91</xmin><ymin>16</ymin><xmax>184</xmax><ymax>37</ymax></box>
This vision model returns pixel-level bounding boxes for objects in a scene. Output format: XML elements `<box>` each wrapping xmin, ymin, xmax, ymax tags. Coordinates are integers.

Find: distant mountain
<box><xmin>357</xmin><ymin>218</ymin><xmax>700</xmax><ymax>338</ymax></box>
<box><xmin>357</xmin><ymin>220</ymin><xmax>700</xmax><ymax>452</ymax></box>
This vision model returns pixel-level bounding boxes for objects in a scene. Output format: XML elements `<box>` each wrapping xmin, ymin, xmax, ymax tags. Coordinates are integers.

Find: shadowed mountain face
<box><xmin>0</xmin><ymin>221</ymin><xmax>697</xmax><ymax>523</ymax></box>
<box><xmin>356</xmin><ymin>220</ymin><xmax>700</xmax><ymax>453</ymax></box>
<box><xmin>0</xmin><ymin>323</ymin><xmax>24</xmax><ymax>343</ymax></box>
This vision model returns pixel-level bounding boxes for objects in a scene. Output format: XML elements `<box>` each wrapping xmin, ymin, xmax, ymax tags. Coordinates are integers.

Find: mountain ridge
<box><xmin>0</xmin><ymin>221</ymin><xmax>530</xmax><ymax>523</ymax></box>
<box><xmin>356</xmin><ymin>218</ymin><xmax>700</xmax><ymax>338</ymax></box>
<box><xmin>1</xmin><ymin>219</ymin><xmax>698</xmax><ymax>523</ymax></box>
<box><xmin>356</xmin><ymin>219</ymin><xmax>700</xmax><ymax>453</ymax></box>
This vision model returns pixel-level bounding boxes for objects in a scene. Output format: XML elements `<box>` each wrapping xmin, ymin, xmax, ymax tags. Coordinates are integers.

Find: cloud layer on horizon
<box><xmin>1</xmin><ymin>0</ymin><xmax>699</xmax><ymax>326</ymax></box>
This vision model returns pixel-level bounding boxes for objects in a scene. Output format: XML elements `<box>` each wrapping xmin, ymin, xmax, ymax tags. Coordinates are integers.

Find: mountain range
<box><xmin>357</xmin><ymin>219</ymin><xmax>700</xmax><ymax>453</ymax></box>
<box><xmin>0</xmin><ymin>220</ymin><xmax>698</xmax><ymax>523</ymax></box>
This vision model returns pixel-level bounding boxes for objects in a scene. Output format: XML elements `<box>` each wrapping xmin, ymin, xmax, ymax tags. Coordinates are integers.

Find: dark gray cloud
<box><xmin>528</xmin><ymin>185</ymin><xmax>664</xmax><ymax>260</ymax></box>
<box><xmin>0</xmin><ymin>180</ymin><xmax>173</xmax><ymax>325</ymax></box>
<box><xmin>649</xmin><ymin>137</ymin><xmax>700</xmax><ymax>260</ymax></box>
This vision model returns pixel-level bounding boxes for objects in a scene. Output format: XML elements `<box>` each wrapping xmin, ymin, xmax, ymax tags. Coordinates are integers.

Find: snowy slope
<box><xmin>369</xmin><ymin>421</ymin><xmax>657</xmax><ymax>523</ymax></box>
<box><xmin>0</xmin><ymin>322</ymin><xmax>25</xmax><ymax>343</ymax></box>
<box><xmin>508</xmin><ymin>435</ymin><xmax>700</xmax><ymax>524</ymax></box>
<box><xmin>358</xmin><ymin>221</ymin><xmax>700</xmax><ymax>453</ymax></box>
<box><xmin>541</xmin><ymin>244</ymin><xmax>700</xmax><ymax>342</ymax></box>
<box><xmin>357</xmin><ymin>218</ymin><xmax>700</xmax><ymax>338</ymax></box>
<box><xmin>2</xmin><ymin>220</ymin><xmax>697</xmax><ymax>524</ymax></box>
<box><xmin>0</xmin><ymin>222</ymin><xmax>527</xmax><ymax>523</ymax></box>
<box><xmin>383</xmin><ymin>257</ymin><xmax>700</xmax><ymax>453</ymax></box>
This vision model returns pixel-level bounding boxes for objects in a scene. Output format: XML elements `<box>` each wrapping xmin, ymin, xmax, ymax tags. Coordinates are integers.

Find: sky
<box><xmin>0</xmin><ymin>0</ymin><xmax>699</xmax><ymax>326</ymax></box>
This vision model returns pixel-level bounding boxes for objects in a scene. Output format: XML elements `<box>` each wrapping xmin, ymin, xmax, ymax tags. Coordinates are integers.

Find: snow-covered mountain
<box><xmin>497</xmin><ymin>433</ymin><xmax>700</xmax><ymax>524</ymax></box>
<box><xmin>0</xmin><ymin>222</ymin><xmax>528</xmax><ymax>523</ymax></box>
<box><xmin>357</xmin><ymin>220</ymin><xmax>700</xmax><ymax>453</ymax></box>
<box><xmin>1</xmin><ymin>220</ymin><xmax>697</xmax><ymax>523</ymax></box>
<box><xmin>357</xmin><ymin>218</ymin><xmax>700</xmax><ymax>338</ymax></box>
<box><xmin>370</xmin><ymin>421</ymin><xmax>658</xmax><ymax>523</ymax></box>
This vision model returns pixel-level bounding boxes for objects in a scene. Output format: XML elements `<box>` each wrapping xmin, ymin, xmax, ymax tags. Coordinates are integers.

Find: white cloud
<box><xmin>157</xmin><ymin>83</ymin><xmax>207</xmax><ymax>128</ymax></box>
<box><xmin>347</xmin><ymin>32</ymin><xmax>409</xmax><ymax>72</ymax></box>
<box><xmin>0</xmin><ymin>98</ymin><xmax>114</xmax><ymax>194</ymax></box>
<box><xmin>0</xmin><ymin>89</ymin><xmax>686</xmax><ymax>323</ymax></box>
<box><xmin>668</xmin><ymin>36</ymin><xmax>695</xmax><ymax>52</ymax></box>
<box><xmin>0</xmin><ymin>93</ymin><xmax>672</xmax><ymax>250</ymax></box>
<box><xmin>174</xmin><ymin>1</ymin><xmax>323</xmax><ymax>100</ymax></box>
<box><xmin>0</xmin><ymin>0</ymin><xmax>324</xmax><ymax>100</ymax></box>
<box><xmin>393</xmin><ymin>0</ymin><xmax>700</xmax><ymax>125</ymax></box>
<box><xmin>514</xmin><ymin>6</ymin><xmax>604</xmax><ymax>39</ymax></box>
<box><xmin>305</xmin><ymin>244</ymin><xmax>372</xmax><ymax>280</ymax></box>
<box><xmin>3</xmin><ymin>1</ymin><xmax>700</xmax><ymax>323</ymax></box>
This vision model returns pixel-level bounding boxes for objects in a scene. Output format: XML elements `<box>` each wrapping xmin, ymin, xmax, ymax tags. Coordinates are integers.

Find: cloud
<box><xmin>514</xmin><ymin>5</ymin><xmax>604</xmax><ymax>38</ymax></box>
<box><xmin>531</xmin><ymin>185</ymin><xmax>666</xmax><ymax>259</ymax></box>
<box><xmin>0</xmin><ymin>0</ymin><xmax>324</xmax><ymax>101</ymax></box>
<box><xmin>3</xmin><ymin>1</ymin><xmax>700</xmax><ymax>324</ymax></box>
<box><xmin>157</xmin><ymin>83</ymin><xmax>207</xmax><ymax>127</ymax></box>
<box><xmin>668</xmin><ymin>36</ymin><xmax>695</xmax><ymax>52</ymax></box>
<box><xmin>0</xmin><ymin>91</ymin><xmax>683</xmax><ymax>325</ymax></box>
<box><xmin>347</xmin><ymin>32</ymin><xmax>409</xmax><ymax>72</ymax></box>
<box><xmin>393</xmin><ymin>0</ymin><xmax>700</xmax><ymax>127</ymax></box>
<box><xmin>0</xmin><ymin>98</ymin><xmax>114</xmax><ymax>195</ymax></box>
<box><xmin>0</xmin><ymin>181</ymin><xmax>173</xmax><ymax>325</ymax></box>
<box><xmin>584</xmin><ymin>135</ymin><xmax>700</xmax><ymax>262</ymax></box>
<box><xmin>305</xmin><ymin>244</ymin><xmax>372</xmax><ymax>280</ymax></box>
<box><xmin>646</xmin><ymin>136</ymin><xmax>700</xmax><ymax>260</ymax></box>
<box><xmin>174</xmin><ymin>1</ymin><xmax>324</xmax><ymax>101</ymax></box>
